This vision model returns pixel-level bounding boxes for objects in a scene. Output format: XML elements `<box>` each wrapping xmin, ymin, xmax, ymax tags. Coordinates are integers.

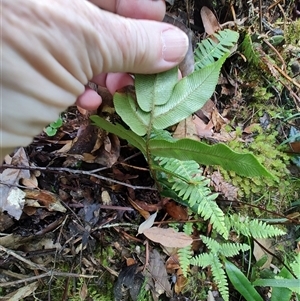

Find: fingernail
<box><xmin>161</xmin><ymin>28</ymin><xmax>189</xmax><ymax>62</ymax></box>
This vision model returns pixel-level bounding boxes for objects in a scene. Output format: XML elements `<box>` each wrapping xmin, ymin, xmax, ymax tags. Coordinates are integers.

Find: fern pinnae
<box><xmin>156</xmin><ymin>157</ymin><xmax>228</xmax><ymax>237</ymax></box>
<box><xmin>194</xmin><ymin>29</ymin><xmax>239</xmax><ymax>70</ymax></box>
<box><xmin>178</xmin><ymin>245</ymin><xmax>193</xmax><ymax>277</ymax></box>
<box><xmin>190</xmin><ymin>253</ymin><xmax>214</xmax><ymax>268</ymax></box>
<box><xmin>220</xmin><ymin>243</ymin><xmax>250</xmax><ymax>257</ymax></box>
<box><xmin>226</xmin><ymin>214</ymin><xmax>286</xmax><ymax>238</ymax></box>
<box><xmin>210</xmin><ymin>256</ymin><xmax>229</xmax><ymax>301</ymax></box>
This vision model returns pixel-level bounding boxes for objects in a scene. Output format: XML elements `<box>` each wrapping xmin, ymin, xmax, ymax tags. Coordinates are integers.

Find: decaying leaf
<box><xmin>174</xmin><ymin>268</ymin><xmax>188</xmax><ymax>294</ymax></box>
<box><xmin>253</xmin><ymin>238</ymin><xmax>274</xmax><ymax>269</ymax></box>
<box><xmin>201</xmin><ymin>6</ymin><xmax>221</xmax><ymax>35</ymax></box>
<box><xmin>128</xmin><ymin>197</ymin><xmax>151</xmax><ymax>220</ymax></box>
<box><xmin>143</xmin><ymin>227</ymin><xmax>193</xmax><ymax>248</ymax></box>
<box><xmin>173</xmin><ymin>115</ymin><xmax>200</xmax><ymax>141</ymax></box>
<box><xmin>138</xmin><ymin>211</ymin><xmax>157</xmax><ymax>234</ymax></box>
<box><xmin>24</xmin><ymin>189</ymin><xmax>66</xmax><ymax>213</ymax></box>
<box><xmin>3</xmin><ymin>281</ymin><xmax>39</xmax><ymax>301</ymax></box>
<box><xmin>210</xmin><ymin>171</ymin><xmax>238</xmax><ymax>200</ymax></box>
<box><xmin>145</xmin><ymin>249</ymin><xmax>172</xmax><ymax>299</ymax></box>
<box><xmin>0</xmin><ymin>148</ymin><xmax>30</xmax><ymax>219</ymax></box>
<box><xmin>164</xmin><ymin>200</ymin><xmax>188</xmax><ymax>221</ymax></box>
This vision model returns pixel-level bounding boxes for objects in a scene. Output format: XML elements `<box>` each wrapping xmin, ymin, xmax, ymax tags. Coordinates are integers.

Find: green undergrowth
<box><xmin>220</xmin><ymin>124</ymin><xmax>295</xmax><ymax>212</ymax></box>
<box><xmin>90</xmin><ymin>28</ymin><xmax>298</xmax><ymax>301</ymax></box>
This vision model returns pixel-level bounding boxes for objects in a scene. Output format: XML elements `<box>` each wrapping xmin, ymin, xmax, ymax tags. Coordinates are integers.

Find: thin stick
<box><xmin>1</xmin><ymin>164</ymin><xmax>156</xmax><ymax>190</ymax></box>
<box><xmin>0</xmin><ymin>271</ymin><xmax>96</xmax><ymax>288</ymax></box>
<box><xmin>0</xmin><ymin>245</ymin><xmax>47</xmax><ymax>272</ymax></box>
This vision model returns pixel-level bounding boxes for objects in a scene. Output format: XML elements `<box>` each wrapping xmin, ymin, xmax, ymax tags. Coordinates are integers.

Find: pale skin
<box><xmin>0</xmin><ymin>0</ymin><xmax>189</xmax><ymax>161</ymax></box>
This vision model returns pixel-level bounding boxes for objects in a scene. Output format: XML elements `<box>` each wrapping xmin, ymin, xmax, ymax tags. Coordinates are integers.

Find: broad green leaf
<box><xmin>114</xmin><ymin>55</ymin><xmax>227</xmax><ymax>136</ymax></box>
<box><xmin>253</xmin><ymin>279</ymin><xmax>300</xmax><ymax>291</ymax></box>
<box><xmin>135</xmin><ymin>67</ymin><xmax>178</xmax><ymax>111</ymax></box>
<box><xmin>149</xmin><ymin>138</ymin><xmax>273</xmax><ymax>178</ymax></box>
<box><xmin>225</xmin><ymin>260</ymin><xmax>263</xmax><ymax>301</ymax></box>
<box><xmin>271</xmin><ymin>267</ymin><xmax>294</xmax><ymax>301</ymax></box>
<box><xmin>152</xmin><ymin>56</ymin><xmax>227</xmax><ymax>130</ymax></box>
<box><xmin>90</xmin><ymin>116</ymin><xmax>146</xmax><ymax>154</ymax></box>
<box><xmin>114</xmin><ymin>90</ymin><xmax>150</xmax><ymax>136</ymax></box>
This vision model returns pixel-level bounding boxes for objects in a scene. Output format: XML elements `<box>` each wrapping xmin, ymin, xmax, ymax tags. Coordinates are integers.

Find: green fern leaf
<box><xmin>178</xmin><ymin>246</ymin><xmax>193</xmax><ymax>277</ymax></box>
<box><xmin>201</xmin><ymin>235</ymin><xmax>222</xmax><ymax>253</ymax></box>
<box><xmin>196</xmin><ymin>200</ymin><xmax>227</xmax><ymax>238</ymax></box>
<box><xmin>290</xmin><ymin>253</ymin><xmax>300</xmax><ymax>278</ymax></box>
<box><xmin>183</xmin><ymin>222</ymin><xmax>194</xmax><ymax>235</ymax></box>
<box><xmin>210</xmin><ymin>256</ymin><xmax>229</xmax><ymax>301</ymax></box>
<box><xmin>135</xmin><ymin>67</ymin><xmax>178</xmax><ymax>111</ymax></box>
<box><xmin>227</xmin><ymin>215</ymin><xmax>286</xmax><ymax>238</ymax></box>
<box><xmin>241</xmin><ymin>33</ymin><xmax>260</xmax><ymax>66</ymax></box>
<box><xmin>150</xmin><ymin>138</ymin><xmax>273</xmax><ymax>178</ymax></box>
<box><xmin>220</xmin><ymin>243</ymin><xmax>250</xmax><ymax>257</ymax></box>
<box><xmin>114</xmin><ymin>55</ymin><xmax>227</xmax><ymax>136</ymax></box>
<box><xmin>156</xmin><ymin>158</ymin><xmax>228</xmax><ymax>238</ymax></box>
<box><xmin>190</xmin><ymin>252</ymin><xmax>215</xmax><ymax>268</ymax></box>
<box><xmin>195</xmin><ymin>29</ymin><xmax>239</xmax><ymax>70</ymax></box>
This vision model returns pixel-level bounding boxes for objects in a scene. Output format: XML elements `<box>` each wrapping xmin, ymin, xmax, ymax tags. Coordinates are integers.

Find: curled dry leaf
<box><xmin>164</xmin><ymin>200</ymin><xmax>188</xmax><ymax>221</ymax></box>
<box><xmin>138</xmin><ymin>211</ymin><xmax>157</xmax><ymax>234</ymax></box>
<box><xmin>143</xmin><ymin>227</ymin><xmax>193</xmax><ymax>248</ymax></box>
<box><xmin>0</xmin><ymin>147</ymin><xmax>30</xmax><ymax>219</ymax></box>
<box><xmin>200</xmin><ymin>6</ymin><xmax>221</xmax><ymax>35</ymax></box>
<box><xmin>24</xmin><ymin>189</ymin><xmax>66</xmax><ymax>213</ymax></box>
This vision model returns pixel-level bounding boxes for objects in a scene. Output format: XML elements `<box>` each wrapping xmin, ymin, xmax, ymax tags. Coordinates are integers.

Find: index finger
<box><xmin>88</xmin><ymin>0</ymin><xmax>166</xmax><ymax>20</ymax></box>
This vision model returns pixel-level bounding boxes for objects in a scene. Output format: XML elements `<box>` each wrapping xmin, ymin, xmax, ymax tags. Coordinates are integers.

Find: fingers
<box><xmin>86</xmin><ymin>11</ymin><xmax>189</xmax><ymax>74</ymax></box>
<box><xmin>1</xmin><ymin>0</ymin><xmax>188</xmax><ymax>157</ymax></box>
<box><xmin>76</xmin><ymin>87</ymin><xmax>102</xmax><ymax>110</ymax></box>
<box><xmin>88</xmin><ymin>0</ymin><xmax>166</xmax><ymax>20</ymax></box>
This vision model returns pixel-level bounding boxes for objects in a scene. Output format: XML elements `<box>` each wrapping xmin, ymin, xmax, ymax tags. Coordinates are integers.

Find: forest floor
<box><xmin>0</xmin><ymin>1</ymin><xmax>300</xmax><ymax>300</ymax></box>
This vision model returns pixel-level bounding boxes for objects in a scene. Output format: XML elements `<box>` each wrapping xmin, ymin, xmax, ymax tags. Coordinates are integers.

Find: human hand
<box><xmin>1</xmin><ymin>0</ymin><xmax>189</xmax><ymax>160</ymax></box>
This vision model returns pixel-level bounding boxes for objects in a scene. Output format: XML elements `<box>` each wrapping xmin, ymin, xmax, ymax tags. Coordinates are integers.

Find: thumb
<box><xmin>86</xmin><ymin>7</ymin><xmax>190</xmax><ymax>74</ymax></box>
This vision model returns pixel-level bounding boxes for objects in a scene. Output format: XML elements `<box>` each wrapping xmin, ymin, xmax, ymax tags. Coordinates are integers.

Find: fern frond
<box><xmin>226</xmin><ymin>214</ymin><xmax>286</xmax><ymax>238</ymax></box>
<box><xmin>201</xmin><ymin>235</ymin><xmax>250</xmax><ymax>257</ymax></box>
<box><xmin>220</xmin><ymin>242</ymin><xmax>250</xmax><ymax>257</ymax></box>
<box><xmin>156</xmin><ymin>157</ymin><xmax>228</xmax><ymax>238</ymax></box>
<box><xmin>191</xmin><ymin>252</ymin><xmax>229</xmax><ymax>301</ymax></box>
<box><xmin>178</xmin><ymin>245</ymin><xmax>193</xmax><ymax>277</ymax></box>
<box><xmin>241</xmin><ymin>33</ymin><xmax>260</xmax><ymax>66</ymax></box>
<box><xmin>210</xmin><ymin>256</ymin><xmax>229</xmax><ymax>301</ymax></box>
<box><xmin>201</xmin><ymin>235</ymin><xmax>221</xmax><ymax>253</ymax></box>
<box><xmin>183</xmin><ymin>222</ymin><xmax>193</xmax><ymax>236</ymax></box>
<box><xmin>158</xmin><ymin>157</ymin><xmax>200</xmax><ymax>181</ymax></box>
<box><xmin>190</xmin><ymin>252</ymin><xmax>214</xmax><ymax>268</ymax></box>
<box><xmin>190</xmin><ymin>250</ymin><xmax>231</xmax><ymax>300</ymax></box>
<box><xmin>196</xmin><ymin>200</ymin><xmax>227</xmax><ymax>237</ymax></box>
<box><xmin>194</xmin><ymin>29</ymin><xmax>239</xmax><ymax>70</ymax></box>
<box><xmin>290</xmin><ymin>253</ymin><xmax>300</xmax><ymax>278</ymax></box>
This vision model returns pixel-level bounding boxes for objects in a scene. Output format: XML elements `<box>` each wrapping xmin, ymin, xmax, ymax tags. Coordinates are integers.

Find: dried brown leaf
<box><xmin>210</xmin><ymin>171</ymin><xmax>238</xmax><ymax>200</ymax></box>
<box><xmin>173</xmin><ymin>116</ymin><xmax>199</xmax><ymax>141</ymax></box>
<box><xmin>200</xmin><ymin>6</ymin><xmax>221</xmax><ymax>35</ymax></box>
<box><xmin>24</xmin><ymin>189</ymin><xmax>66</xmax><ymax>213</ymax></box>
<box><xmin>143</xmin><ymin>227</ymin><xmax>193</xmax><ymax>248</ymax></box>
<box><xmin>138</xmin><ymin>211</ymin><xmax>157</xmax><ymax>234</ymax></box>
<box><xmin>146</xmin><ymin>249</ymin><xmax>172</xmax><ymax>298</ymax></box>
<box><xmin>0</xmin><ymin>148</ymin><xmax>30</xmax><ymax>219</ymax></box>
<box><xmin>164</xmin><ymin>200</ymin><xmax>188</xmax><ymax>221</ymax></box>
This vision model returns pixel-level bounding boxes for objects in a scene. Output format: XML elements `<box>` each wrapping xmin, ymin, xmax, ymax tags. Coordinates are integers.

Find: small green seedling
<box><xmin>44</xmin><ymin>117</ymin><xmax>63</xmax><ymax>137</ymax></box>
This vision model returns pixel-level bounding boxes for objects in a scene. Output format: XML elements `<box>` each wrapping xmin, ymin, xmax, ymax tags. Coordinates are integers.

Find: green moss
<box><xmin>284</xmin><ymin>19</ymin><xmax>300</xmax><ymax>47</ymax></box>
<box><xmin>220</xmin><ymin>125</ymin><xmax>294</xmax><ymax>215</ymax></box>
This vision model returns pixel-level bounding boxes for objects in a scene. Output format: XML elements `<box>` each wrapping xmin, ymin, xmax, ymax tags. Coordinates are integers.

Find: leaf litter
<box><xmin>0</xmin><ymin>2</ymin><xmax>299</xmax><ymax>301</ymax></box>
